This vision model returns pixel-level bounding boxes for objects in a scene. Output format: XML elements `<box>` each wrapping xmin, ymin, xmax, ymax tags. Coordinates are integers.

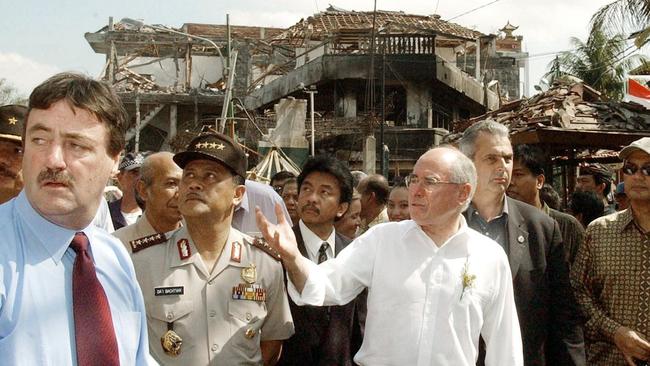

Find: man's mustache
<box><xmin>301</xmin><ymin>204</ymin><xmax>320</xmax><ymax>214</ymax></box>
<box><xmin>37</xmin><ymin>169</ymin><xmax>73</xmax><ymax>186</ymax></box>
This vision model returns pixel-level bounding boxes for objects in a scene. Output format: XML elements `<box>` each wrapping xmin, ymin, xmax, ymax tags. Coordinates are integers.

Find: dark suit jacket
<box><xmin>108</xmin><ymin>199</ymin><xmax>127</xmax><ymax>230</ymax></box>
<box><xmin>277</xmin><ymin>225</ymin><xmax>359</xmax><ymax>366</ymax></box>
<box><xmin>547</xmin><ymin>206</ymin><xmax>585</xmax><ymax>266</ymax></box>
<box><xmin>467</xmin><ymin>197</ymin><xmax>585</xmax><ymax>366</ymax></box>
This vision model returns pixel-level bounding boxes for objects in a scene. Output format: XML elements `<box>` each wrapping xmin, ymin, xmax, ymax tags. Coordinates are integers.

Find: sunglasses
<box><xmin>622</xmin><ymin>163</ymin><xmax>650</xmax><ymax>177</ymax></box>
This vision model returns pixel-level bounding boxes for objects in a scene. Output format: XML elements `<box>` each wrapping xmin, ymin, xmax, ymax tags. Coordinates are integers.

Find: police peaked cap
<box><xmin>173</xmin><ymin>131</ymin><xmax>247</xmax><ymax>178</ymax></box>
<box><xmin>0</xmin><ymin>105</ymin><xmax>27</xmax><ymax>142</ymax></box>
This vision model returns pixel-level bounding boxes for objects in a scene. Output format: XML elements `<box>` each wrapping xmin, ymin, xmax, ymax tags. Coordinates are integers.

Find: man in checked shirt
<box><xmin>571</xmin><ymin>137</ymin><xmax>650</xmax><ymax>366</ymax></box>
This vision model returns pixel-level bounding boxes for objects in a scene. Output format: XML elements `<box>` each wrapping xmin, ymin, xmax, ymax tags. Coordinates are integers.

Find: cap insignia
<box><xmin>195</xmin><ymin>142</ymin><xmax>225</xmax><ymax>150</ymax></box>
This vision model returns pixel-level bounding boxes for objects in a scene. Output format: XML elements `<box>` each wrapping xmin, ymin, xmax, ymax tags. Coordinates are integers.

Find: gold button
<box><xmin>245</xmin><ymin>328</ymin><xmax>256</xmax><ymax>339</ymax></box>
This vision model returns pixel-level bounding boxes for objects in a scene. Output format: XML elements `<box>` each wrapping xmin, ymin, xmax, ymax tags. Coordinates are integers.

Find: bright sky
<box><xmin>0</xmin><ymin>0</ymin><xmax>616</xmax><ymax>98</ymax></box>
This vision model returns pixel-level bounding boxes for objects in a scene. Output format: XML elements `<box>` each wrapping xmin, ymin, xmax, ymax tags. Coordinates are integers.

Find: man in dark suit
<box><xmin>459</xmin><ymin>120</ymin><xmax>585</xmax><ymax>366</ymax></box>
<box><xmin>278</xmin><ymin>155</ymin><xmax>360</xmax><ymax>366</ymax></box>
<box><xmin>507</xmin><ymin>144</ymin><xmax>586</xmax><ymax>266</ymax></box>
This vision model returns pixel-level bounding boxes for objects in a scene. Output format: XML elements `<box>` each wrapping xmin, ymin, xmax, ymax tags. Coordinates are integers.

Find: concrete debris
<box><xmin>453</xmin><ymin>80</ymin><xmax>650</xmax><ymax>135</ymax></box>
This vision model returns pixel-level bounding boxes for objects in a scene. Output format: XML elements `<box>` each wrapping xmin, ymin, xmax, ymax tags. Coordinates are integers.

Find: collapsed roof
<box><xmin>271</xmin><ymin>8</ymin><xmax>485</xmax><ymax>47</ymax></box>
<box><xmin>453</xmin><ymin>80</ymin><xmax>650</xmax><ymax>151</ymax></box>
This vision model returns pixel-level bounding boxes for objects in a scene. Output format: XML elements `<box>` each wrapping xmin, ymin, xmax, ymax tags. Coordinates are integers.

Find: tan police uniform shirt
<box><xmin>131</xmin><ymin>226</ymin><xmax>294</xmax><ymax>365</ymax></box>
<box><xmin>112</xmin><ymin>214</ymin><xmax>157</xmax><ymax>252</ymax></box>
<box><xmin>359</xmin><ymin>207</ymin><xmax>389</xmax><ymax>234</ymax></box>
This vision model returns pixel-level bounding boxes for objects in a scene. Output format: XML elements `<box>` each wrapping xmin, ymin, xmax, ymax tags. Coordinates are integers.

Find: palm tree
<box><xmin>592</xmin><ymin>0</ymin><xmax>650</xmax><ymax>47</ymax></box>
<box><xmin>543</xmin><ymin>29</ymin><xmax>643</xmax><ymax>100</ymax></box>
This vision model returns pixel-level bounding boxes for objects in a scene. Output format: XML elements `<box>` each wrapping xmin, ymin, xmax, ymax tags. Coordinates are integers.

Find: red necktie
<box><xmin>70</xmin><ymin>232</ymin><xmax>120</xmax><ymax>366</ymax></box>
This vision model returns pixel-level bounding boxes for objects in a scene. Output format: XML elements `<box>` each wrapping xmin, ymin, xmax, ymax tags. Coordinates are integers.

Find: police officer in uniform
<box><xmin>131</xmin><ymin>131</ymin><xmax>294</xmax><ymax>365</ymax></box>
<box><xmin>0</xmin><ymin>105</ymin><xmax>26</xmax><ymax>204</ymax></box>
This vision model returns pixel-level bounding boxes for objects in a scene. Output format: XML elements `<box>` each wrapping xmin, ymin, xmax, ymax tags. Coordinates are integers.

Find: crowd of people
<box><xmin>0</xmin><ymin>72</ymin><xmax>649</xmax><ymax>366</ymax></box>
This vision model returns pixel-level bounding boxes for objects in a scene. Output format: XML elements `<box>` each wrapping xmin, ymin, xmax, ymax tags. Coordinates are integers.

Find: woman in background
<box><xmin>387</xmin><ymin>182</ymin><xmax>410</xmax><ymax>222</ymax></box>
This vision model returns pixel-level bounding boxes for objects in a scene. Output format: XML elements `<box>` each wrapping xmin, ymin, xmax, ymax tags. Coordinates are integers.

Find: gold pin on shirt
<box><xmin>241</xmin><ymin>263</ymin><xmax>257</xmax><ymax>284</ymax></box>
<box><xmin>245</xmin><ymin>327</ymin><xmax>256</xmax><ymax>339</ymax></box>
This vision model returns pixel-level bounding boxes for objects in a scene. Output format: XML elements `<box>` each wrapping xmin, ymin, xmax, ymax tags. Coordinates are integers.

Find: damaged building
<box><xmin>84</xmin><ymin>17</ymin><xmax>287</xmax><ymax>152</ymax></box>
<box><xmin>85</xmin><ymin>7</ymin><xmax>529</xmax><ymax>178</ymax></box>
<box><xmin>243</xmin><ymin>7</ymin><xmax>534</xmax><ymax>176</ymax></box>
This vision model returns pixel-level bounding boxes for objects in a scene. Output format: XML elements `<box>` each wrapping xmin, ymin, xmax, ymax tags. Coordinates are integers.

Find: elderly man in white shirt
<box><xmin>256</xmin><ymin>146</ymin><xmax>523</xmax><ymax>366</ymax></box>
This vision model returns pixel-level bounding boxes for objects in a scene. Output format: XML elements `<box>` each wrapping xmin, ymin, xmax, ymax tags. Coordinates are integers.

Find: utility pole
<box><xmin>380</xmin><ymin>32</ymin><xmax>387</xmax><ymax>177</ymax></box>
<box><xmin>305</xmin><ymin>87</ymin><xmax>318</xmax><ymax>156</ymax></box>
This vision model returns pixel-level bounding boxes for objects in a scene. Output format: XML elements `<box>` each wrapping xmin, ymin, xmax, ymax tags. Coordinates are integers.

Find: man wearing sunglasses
<box><xmin>571</xmin><ymin>137</ymin><xmax>650</xmax><ymax>366</ymax></box>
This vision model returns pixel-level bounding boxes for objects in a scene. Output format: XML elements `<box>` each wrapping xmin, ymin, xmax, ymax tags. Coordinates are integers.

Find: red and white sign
<box><xmin>625</xmin><ymin>77</ymin><xmax>650</xmax><ymax>109</ymax></box>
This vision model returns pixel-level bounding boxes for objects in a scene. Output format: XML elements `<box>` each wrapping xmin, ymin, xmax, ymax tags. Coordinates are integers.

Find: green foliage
<box><xmin>544</xmin><ymin>29</ymin><xmax>645</xmax><ymax>100</ymax></box>
<box><xmin>592</xmin><ymin>0</ymin><xmax>650</xmax><ymax>46</ymax></box>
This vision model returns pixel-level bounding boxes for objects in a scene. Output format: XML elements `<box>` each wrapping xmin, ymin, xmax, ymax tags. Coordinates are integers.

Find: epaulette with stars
<box><xmin>130</xmin><ymin>232</ymin><xmax>167</xmax><ymax>253</ymax></box>
<box><xmin>247</xmin><ymin>237</ymin><xmax>282</xmax><ymax>261</ymax></box>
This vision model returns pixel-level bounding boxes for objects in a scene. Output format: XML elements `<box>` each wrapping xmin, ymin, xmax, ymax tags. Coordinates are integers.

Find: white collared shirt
<box><xmin>298</xmin><ymin>220</ymin><xmax>336</xmax><ymax>263</ymax></box>
<box><xmin>288</xmin><ymin>218</ymin><xmax>523</xmax><ymax>366</ymax></box>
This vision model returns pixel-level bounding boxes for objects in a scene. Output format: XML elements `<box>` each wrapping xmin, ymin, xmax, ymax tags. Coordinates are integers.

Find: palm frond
<box><xmin>591</xmin><ymin>0</ymin><xmax>650</xmax><ymax>38</ymax></box>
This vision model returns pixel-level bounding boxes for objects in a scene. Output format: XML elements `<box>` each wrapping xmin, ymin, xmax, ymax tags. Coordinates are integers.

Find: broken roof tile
<box><xmin>272</xmin><ymin>9</ymin><xmax>483</xmax><ymax>46</ymax></box>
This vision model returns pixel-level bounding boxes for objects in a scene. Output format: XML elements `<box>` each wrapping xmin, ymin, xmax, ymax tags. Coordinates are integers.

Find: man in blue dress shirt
<box><xmin>0</xmin><ymin>73</ymin><xmax>154</xmax><ymax>365</ymax></box>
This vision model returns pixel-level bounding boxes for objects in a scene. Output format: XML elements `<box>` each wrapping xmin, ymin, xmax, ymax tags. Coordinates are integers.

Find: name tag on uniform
<box><xmin>232</xmin><ymin>284</ymin><xmax>266</xmax><ymax>302</ymax></box>
<box><xmin>155</xmin><ymin>286</ymin><xmax>185</xmax><ymax>296</ymax></box>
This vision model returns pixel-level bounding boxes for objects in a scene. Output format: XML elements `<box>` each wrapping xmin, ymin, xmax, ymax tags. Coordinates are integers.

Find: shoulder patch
<box><xmin>130</xmin><ymin>232</ymin><xmax>167</xmax><ymax>253</ymax></box>
<box><xmin>247</xmin><ymin>237</ymin><xmax>281</xmax><ymax>261</ymax></box>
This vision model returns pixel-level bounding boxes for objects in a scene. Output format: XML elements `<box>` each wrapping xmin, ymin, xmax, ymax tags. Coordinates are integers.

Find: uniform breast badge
<box><xmin>241</xmin><ymin>263</ymin><xmax>257</xmax><ymax>284</ymax></box>
<box><xmin>232</xmin><ymin>264</ymin><xmax>266</xmax><ymax>302</ymax></box>
<box><xmin>161</xmin><ymin>323</ymin><xmax>183</xmax><ymax>356</ymax></box>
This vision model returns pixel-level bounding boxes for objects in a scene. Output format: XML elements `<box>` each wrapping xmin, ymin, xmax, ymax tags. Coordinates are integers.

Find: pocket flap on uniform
<box><xmin>228</xmin><ymin>300</ymin><xmax>266</xmax><ymax>323</ymax></box>
<box><xmin>148</xmin><ymin>300</ymin><xmax>193</xmax><ymax>323</ymax></box>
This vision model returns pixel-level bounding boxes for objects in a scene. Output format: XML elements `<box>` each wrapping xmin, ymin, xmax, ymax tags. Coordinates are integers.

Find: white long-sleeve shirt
<box><xmin>288</xmin><ymin>218</ymin><xmax>523</xmax><ymax>366</ymax></box>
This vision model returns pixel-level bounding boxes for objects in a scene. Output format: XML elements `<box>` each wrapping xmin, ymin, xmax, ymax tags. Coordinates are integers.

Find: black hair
<box><xmin>232</xmin><ymin>174</ymin><xmax>245</xmax><ymax>186</ymax></box>
<box><xmin>297</xmin><ymin>155</ymin><xmax>353</xmax><ymax>204</ymax></box>
<box><xmin>594</xmin><ymin>175</ymin><xmax>612</xmax><ymax>196</ymax></box>
<box><xmin>513</xmin><ymin>144</ymin><xmax>546</xmax><ymax>176</ymax></box>
<box><xmin>540</xmin><ymin>184</ymin><xmax>561</xmax><ymax>211</ymax></box>
<box><xmin>570</xmin><ymin>191</ymin><xmax>604</xmax><ymax>226</ymax></box>
<box><xmin>270</xmin><ymin>170</ymin><xmax>296</xmax><ymax>186</ymax></box>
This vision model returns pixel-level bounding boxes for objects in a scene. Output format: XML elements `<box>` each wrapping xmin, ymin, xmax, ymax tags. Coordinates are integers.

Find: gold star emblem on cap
<box><xmin>208</xmin><ymin>142</ymin><xmax>218</xmax><ymax>149</ymax></box>
<box><xmin>195</xmin><ymin>142</ymin><xmax>207</xmax><ymax>149</ymax></box>
<box><xmin>7</xmin><ymin>117</ymin><xmax>17</xmax><ymax>125</ymax></box>
<box><xmin>216</xmin><ymin>143</ymin><xmax>225</xmax><ymax>150</ymax></box>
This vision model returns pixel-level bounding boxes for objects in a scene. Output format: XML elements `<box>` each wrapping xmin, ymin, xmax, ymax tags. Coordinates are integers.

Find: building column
<box><xmin>335</xmin><ymin>83</ymin><xmax>357</xmax><ymax>118</ymax></box>
<box><xmin>406</xmin><ymin>82</ymin><xmax>432</xmax><ymax>127</ymax></box>
<box><xmin>363</xmin><ymin>135</ymin><xmax>376</xmax><ymax>174</ymax></box>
